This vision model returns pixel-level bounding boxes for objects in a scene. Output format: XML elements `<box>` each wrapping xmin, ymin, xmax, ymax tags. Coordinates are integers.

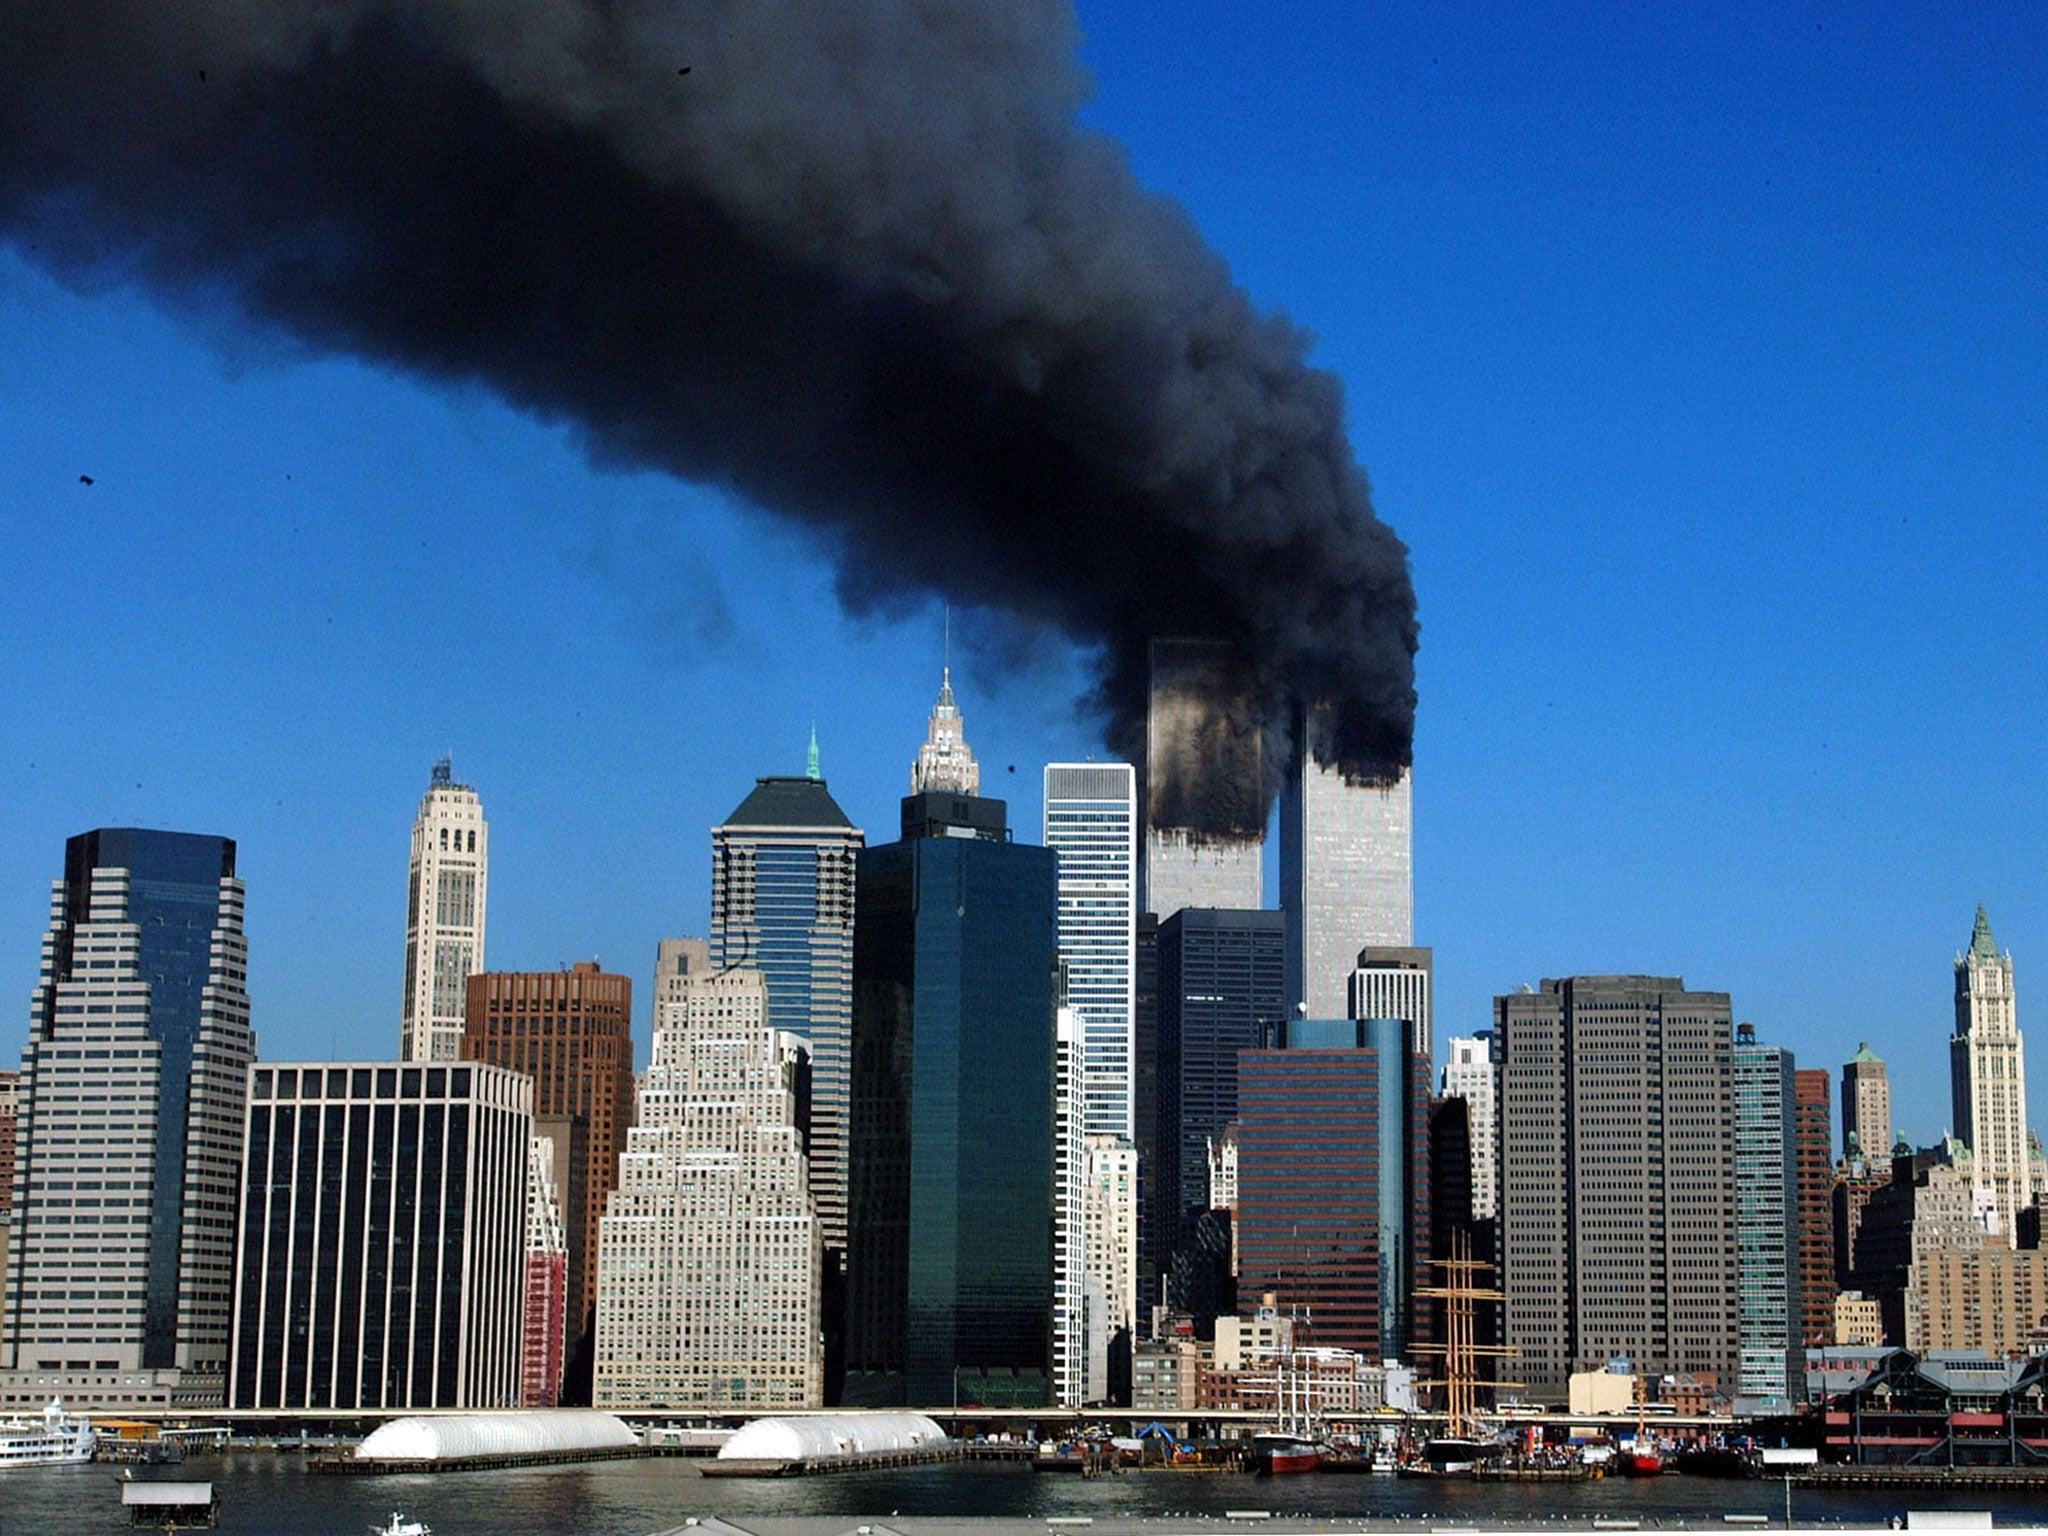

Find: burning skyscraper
<box><xmin>1282</xmin><ymin>702</ymin><xmax>1414</xmax><ymax>1020</ymax></box>
<box><xmin>1142</xmin><ymin>639</ymin><xmax>1267</xmax><ymax>921</ymax></box>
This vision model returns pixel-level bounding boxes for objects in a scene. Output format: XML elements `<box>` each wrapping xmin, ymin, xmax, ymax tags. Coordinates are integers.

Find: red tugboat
<box><xmin>1621</xmin><ymin>1376</ymin><xmax>1664</xmax><ymax>1475</ymax></box>
<box><xmin>1621</xmin><ymin>1444</ymin><xmax>1664</xmax><ymax>1477</ymax></box>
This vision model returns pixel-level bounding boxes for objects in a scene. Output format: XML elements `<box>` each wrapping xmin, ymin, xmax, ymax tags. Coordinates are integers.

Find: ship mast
<box><xmin>1410</xmin><ymin>1229</ymin><xmax>1520</xmax><ymax>1439</ymax></box>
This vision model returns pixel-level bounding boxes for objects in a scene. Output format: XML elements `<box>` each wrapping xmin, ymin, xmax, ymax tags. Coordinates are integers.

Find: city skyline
<box><xmin>4</xmin><ymin>4</ymin><xmax>2046</xmax><ymax>1147</ymax></box>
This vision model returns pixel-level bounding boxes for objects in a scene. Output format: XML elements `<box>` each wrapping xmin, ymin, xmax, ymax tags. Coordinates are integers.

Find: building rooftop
<box><xmin>1968</xmin><ymin>902</ymin><xmax>2001</xmax><ymax>961</ymax></box>
<box><xmin>721</xmin><ymin>776</ymin><xmax>857</xmax><ymax>831</ymax></box>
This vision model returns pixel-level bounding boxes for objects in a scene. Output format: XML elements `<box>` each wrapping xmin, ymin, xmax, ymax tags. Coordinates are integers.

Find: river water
<box><xmin>9</xmin><ymin>1453</ymin><xmax>2043</xmax><ymax>1536</ymax></box>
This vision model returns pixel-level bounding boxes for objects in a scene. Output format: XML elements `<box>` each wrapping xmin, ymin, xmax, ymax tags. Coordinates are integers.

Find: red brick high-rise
<box><xmin>1234</xmin><ymin>1020</ymin><xmax>1429</xmax><ymax>1360</ymax></box>
<box><xmin>1793</xmin><ymin>1069</ymin><xmax>1837</xmax><ymax>1344</ymax></box>
<box><xmin>464</xmin><ymin>963</ymin><xmax>634</xmax><ymax>1391</ymax></box>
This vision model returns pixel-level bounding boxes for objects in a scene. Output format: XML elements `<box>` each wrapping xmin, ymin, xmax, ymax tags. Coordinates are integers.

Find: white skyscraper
<box><xmin>1051</xmin><ymin>1007</ymin><xmax>1094</xmax><ymax>1407</ymax></box>
<box><xmin>1045</xmin><ymin>763</ymin><xmax>1139</xmax><ymax>1139</ymax></box>
<box><xmin>5</xmin><ymin>830</ymin><xmax>253</xmax><ymax>1411</ymax></box>
<box><xmin>1440</xmin><ymin>1034</ymin><xmax>1499</xmax><ymax>1222</ymax></box>
<box><xmin>1350</xmin><ymin>946</ymin><xmax>1433</xmax><ymax>1060</ymax></box>
<box><xmin>1953</xmin><ymin>905</ymin><xmax>2030</xmax><ymax>1243</ymax></box>
<box><xmin>1206</xmin><ymin>1126</ymin><xmax>1239</xmax><ymax>1211</ymax></box>
<box><xmin>1282</xmin><ymin>705</ymin><xmax>1412</xmax><ymax>1021</ymax></box>
<box><xmin>1145</xmin><ymin>833</ymin><xmax>1263</xmax><ymax>921</ymax></box>
<box><xmin>400</xmin><ymin>757</ymin><xmax>489</xmax><ymax>1062</ymax></box>
<box><xmin>1084</xmin><ymin>1134</ymin><xmax>1142</xmax><ymax>1333</ymax></box>
<box><xmin>594</xmin><ymin>950</ymin><xmax>821</xmax><ymax>1411</ymax></box>
<box><xmin>913</xmin><ymin>668</ymin><xmax>980</xmax><ymax>795</ymax></box>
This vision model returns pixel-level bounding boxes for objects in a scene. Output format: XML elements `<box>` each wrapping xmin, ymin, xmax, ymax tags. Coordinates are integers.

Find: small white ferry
<box><xmin>0</xmin><ymin>1399</ymin><xmax>96</xmax><ymax>1466</ymax></box>
<box><xmin>371</xmin><ymin>1514</ymin><xmax>431</xmax><ymax>1536</ymax></box>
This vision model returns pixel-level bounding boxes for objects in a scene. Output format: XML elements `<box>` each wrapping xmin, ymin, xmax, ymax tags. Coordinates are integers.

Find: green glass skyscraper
<box><xmin>844</xmin><ymin>787</ymin><xmax>1059</xmax><ymax>1408</ymax></box>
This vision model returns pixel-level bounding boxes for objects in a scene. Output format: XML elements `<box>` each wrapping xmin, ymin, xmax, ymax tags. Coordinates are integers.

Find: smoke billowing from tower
<box><xmin>0</xmin><ymin>2</ymin><xmax>1416</xmax><ymax>824</ymax></box>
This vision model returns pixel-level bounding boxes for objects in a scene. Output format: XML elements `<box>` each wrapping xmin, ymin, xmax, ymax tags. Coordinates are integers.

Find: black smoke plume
<box><xmin>0</xmin><ymin>1</ymin><xmax>1416</xmax><ymax>828</ymax></box>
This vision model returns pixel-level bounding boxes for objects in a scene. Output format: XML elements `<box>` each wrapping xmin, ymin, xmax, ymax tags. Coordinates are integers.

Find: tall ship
<box><xmin>0</xmin><ymin>1401</ymin><xmax>96</xmax><ymax>1467</ymax></box>
<box><xmin>1410</xmin><ymin>1232</ymin><xmax>1518</xmax><ymax>1472</ymax></box>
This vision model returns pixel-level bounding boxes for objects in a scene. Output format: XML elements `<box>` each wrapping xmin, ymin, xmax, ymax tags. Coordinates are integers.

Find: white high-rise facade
<box><xmin>1051</xmin><ymin>1007</ymin><xmax>1095</xmax><ymax>1407</ymax></box>
<box><xmin>1952</xmin><ymin>905</ymin><xmax>2030</xmax><ymax>1244</ymax></box>
<box><xmin>1206</xmin><ymin>1126</ymin><xmax>1239</xmax><ymax>1210</ymax></box>
<box><xmin>914</xmin><ymin>669</ymin><xmax>980</xmax><ymax>795</ymax></box>
<box><xmin>5</xmin><ymin>831</ymin><xmax>253</xmax><ymax>1411</ymax></box>
<box><xmin>1145</xmin><ymin>833</ymin><xmax>1263</xmax><ymax>920</ymax></box>
<box><xmin>400</xmin><ymin>757</ymin><xmax>488</xmax><ymax>1062</ymax></box>
<box><xmin>1842</xmin><ymin>1042</ymin><xmax>1892</xmax><ymax>1162</ymax></box>
<box><xmin>1350</xmin><ymin>946</ymin><xmax>1433</xmax><ymax>1060</ymax></box>
<box><xmin>1440</xmin><ymin>1034</ymin><xmax>1499</xmax><ymax>1222</ymax></box>
<box><xmin>1283</xmin><ymin>705</ymin><xmax>1413</xmax><ymax>1021</ymax></box>
<box><xmin>1045</xmin><ymin>763</ymin><xmax>1138</xmax><ymax>1139</ymax></box>
<box><xmin>594</xmin><ymin>952</ymin><xmax>821</xmax><ymax>1411</ymax></box>
<box><xmin>1083</xmin><ymin>1135</ymin><xmax>1142</xmax><ymax>1333</ymax></box>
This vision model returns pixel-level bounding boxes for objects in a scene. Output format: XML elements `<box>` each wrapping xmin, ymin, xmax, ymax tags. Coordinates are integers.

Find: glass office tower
<box><xmin>712</xmin><ymin>768</ymin><xmax>863</xmax><ymax>1252</ymax></box>
<box><xmin>229</xmin><ymin>1062</ymin><xmax>531</xmax><ymax>1409</ymax></box>
<box><xmin>1044</xmin><ymin>763</ymin><xmax>1138</xmax><ymax>1140</ymax></box>
<box><xmin>1153</xmin><ymin>909</ymin><xmax>1285</xmax><ymax>1259</ymax></box>
<box><xmin>844</xmin><ymin>791</ymin><xmax>1058</xmax><ymax>1408</ymax></box>
<box><xmin>1734</xmin><ymin>1023</ymin><xmax>1800</xmax><ymax>1411</ymax></box>
<box><xmin>1235</xmin><ymin>1016</ymin><xmax>1428</xmax><ymax>1360</ymax></box>
<box><xmin>6</xmin><ymin>829</ymin><xmax>253</xmax><ymax>1407</ymax></box>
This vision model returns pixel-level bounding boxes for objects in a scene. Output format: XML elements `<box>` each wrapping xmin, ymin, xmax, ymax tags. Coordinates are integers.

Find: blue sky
<box><xmin>3</xmin><ymin>2</ymin><xmax>2044</xmax><ymax>1142</ymax></box>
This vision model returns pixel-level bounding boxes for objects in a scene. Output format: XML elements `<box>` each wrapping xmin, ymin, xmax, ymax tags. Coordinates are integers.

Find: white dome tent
<box><xmin>355</xmin><ymin>1411</ymin><xmax>639</xmax><ymax>1465</ymax></box>
<box><xmin>714</xmin><ymin>1413</ymin><xmax>948</xmax><ymax>1470</ymax></box>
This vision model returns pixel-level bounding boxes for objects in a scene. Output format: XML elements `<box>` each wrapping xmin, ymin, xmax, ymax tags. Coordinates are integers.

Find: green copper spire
<box><xmin>1970</xmin><ymin>903</ymin><xmax>1999</xmax><ymax>961</ymax></box>
<box><xmin>1848</xmin><ymin>1040</ymin><xmax>1884</xmax><ymax>1065</ymax></box>
<box><xmin>806</xmin><ymin>725</ymin><xmax>821</xmax><ymax>781</ymax></box>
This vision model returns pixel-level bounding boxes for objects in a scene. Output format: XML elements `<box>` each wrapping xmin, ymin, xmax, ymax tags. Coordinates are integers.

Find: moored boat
<box><xmin>1676</xmin><ymin>1442</ymin><xmax>1759</xmax><ymax>1478</ymax></box>
<box><xmin>1422</xmin><ymin>1434</ymin><xmax>1502</xmax><ymax>1473</ymax></box>
<box><xmin>1474</xmin><ymin>1458</ymin><xmax>1603</xmax><ymax>1481</ymax></box>
<box><xmin>1250</xmin><ymin>1432</ymin><xmax>1323</xmax><ymax>1475</ymax></box>
<box><xmin>1264</xmin><ymin>1443</ymin><xmax>1323</xmax><ymax>1475</ymax></box>
<box><xmin>1317</xmin><ymin>1444</ymin><xmax>1398</xmax><ymax>1473</ymax></box>
<box><xmin>0</xmin><ymin>1400</ymin><xmax>96</xmax><ymax>1467</ymax></box>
